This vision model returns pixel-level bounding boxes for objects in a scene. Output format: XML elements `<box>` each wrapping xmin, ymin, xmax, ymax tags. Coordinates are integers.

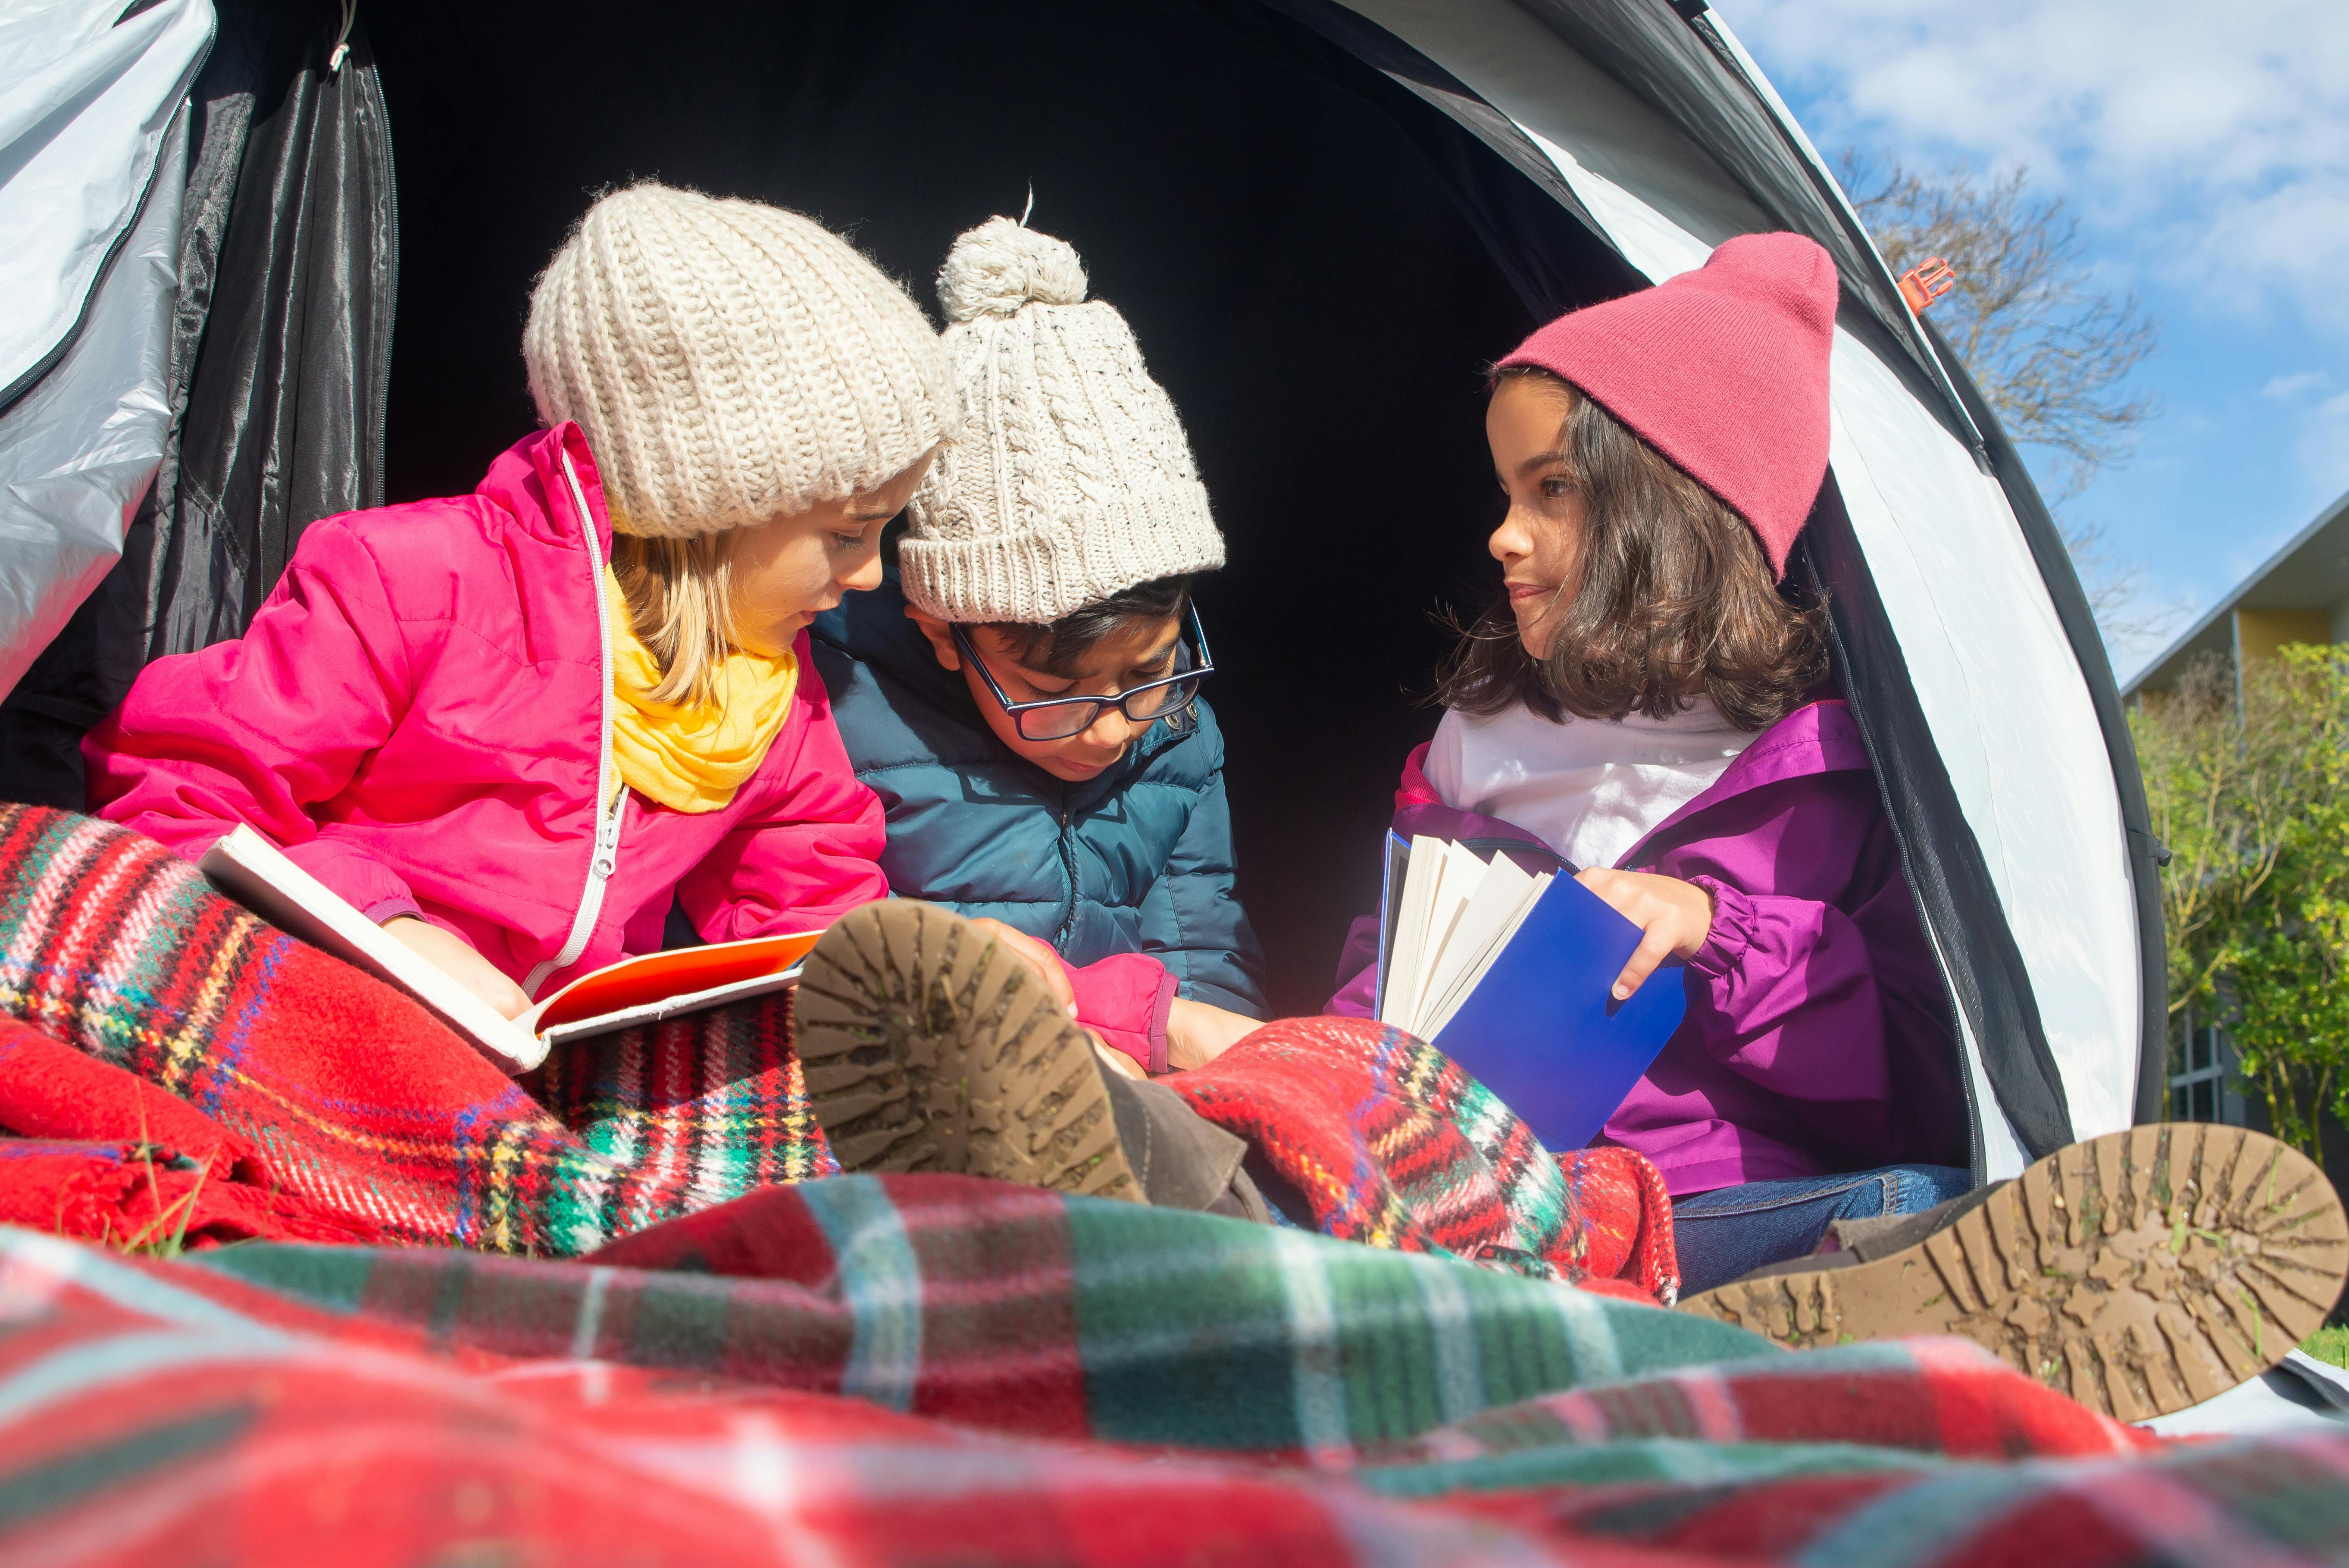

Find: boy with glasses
<box><xmin>807</xmin><ymin>219</ymin><xmax>1273</xmax><ymax>1210</ymax></box>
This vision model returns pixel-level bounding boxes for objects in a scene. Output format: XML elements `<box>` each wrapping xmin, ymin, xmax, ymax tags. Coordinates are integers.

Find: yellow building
<box><xmin>2125</xmin><ymin>488</ymin><xmax>2349</xmax><ymax>699</ymax></box>
<box><xmin>2122</xmin><ymin>486</ymin><xmax>2349</xmax><ymax>1130</ymax></box>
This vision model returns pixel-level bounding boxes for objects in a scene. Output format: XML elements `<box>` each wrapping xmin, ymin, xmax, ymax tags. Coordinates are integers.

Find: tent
<box><xmin>0</xmin><ymin>0</ymin><xmax>2163</xmax><ymax>1190</ymax></box>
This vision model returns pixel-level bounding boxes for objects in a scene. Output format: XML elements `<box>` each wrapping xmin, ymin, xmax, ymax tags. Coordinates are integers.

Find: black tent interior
<box><xmin>366</xmin><ymin>0</ymin><xmax>1649</xmax><ymax>1014</ymax></box>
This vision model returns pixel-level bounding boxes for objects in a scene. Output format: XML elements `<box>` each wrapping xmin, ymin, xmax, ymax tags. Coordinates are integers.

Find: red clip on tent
<box><xmin>0</xmin><ymin>0</ymin><xmax>2163</xmax><ymax>1191</ymax></box>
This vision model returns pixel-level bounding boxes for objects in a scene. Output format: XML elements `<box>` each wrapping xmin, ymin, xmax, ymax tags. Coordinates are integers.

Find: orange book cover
<box><xmin>526</xmin><ymin>930</ymin><xmax>825</xmax><ymax>1036</ymax></box>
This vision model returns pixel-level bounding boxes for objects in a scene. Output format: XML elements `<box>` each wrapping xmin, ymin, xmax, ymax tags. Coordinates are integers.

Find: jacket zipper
<box><xmin>1054</xmin><ymin>799</ymin><xmax>1079</xmax><ymax>952</ymax></box>
<box><xmin>521</xmin><ymin>450</ymin><xmax>623</xmax><ymax>999</ymax></box>
<box><xmin>1045</xmin><ymin>720</ymin><xmax>1193</xmax><ymax>954</ymax></box>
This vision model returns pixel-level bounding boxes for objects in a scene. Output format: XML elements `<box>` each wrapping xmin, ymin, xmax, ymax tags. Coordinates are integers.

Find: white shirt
<box><xmin>1423</xmin><ymin>698</ymin><xmax>1755</xmax><ymax>871</ymax></box>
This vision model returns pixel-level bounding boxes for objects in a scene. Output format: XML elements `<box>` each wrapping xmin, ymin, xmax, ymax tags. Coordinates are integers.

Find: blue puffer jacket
<box><xmin>809</xmin><ymin>577</ymin><xmax>1267</xmax><ymax>1017</ymax></box>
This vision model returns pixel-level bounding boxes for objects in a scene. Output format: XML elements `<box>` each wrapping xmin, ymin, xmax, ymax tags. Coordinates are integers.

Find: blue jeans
<box><xmin>1672</xmin><ymin>1164</ymin><xmax>1974</xmax><ymax>1295</ymax></box>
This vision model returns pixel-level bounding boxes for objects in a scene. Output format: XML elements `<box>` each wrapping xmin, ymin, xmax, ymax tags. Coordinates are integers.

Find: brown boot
<box><xmin>1678</xmin><ymin>1124</ymin><xmax>2349</xmax><ymax>1421</ymax></box>
<box><xmin>795</xmin><ymin>901</ymin><xmax>1143</xmax><ymax>1202</ymax></box>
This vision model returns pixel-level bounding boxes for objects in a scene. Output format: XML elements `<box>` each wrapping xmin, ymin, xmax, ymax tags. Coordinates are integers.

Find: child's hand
<box><xmin>1164</xmin><ymin>997</ymin><xmax>1262</xmax><ymax>1071</ymax></box>
<box><xmin>383</xmin><ymin>917</ymin><xmax>534</xmax><ymax>1020</ymax></box>
<box><xmin>969</xmin><ymin>917</ymin><xmax>1079</xmax><ymax>1017</ymax></box>
<box><xmin>1572</xmin><ymin>870</ymin><xmax>1714</xmax><ymax>1001</ymax></box>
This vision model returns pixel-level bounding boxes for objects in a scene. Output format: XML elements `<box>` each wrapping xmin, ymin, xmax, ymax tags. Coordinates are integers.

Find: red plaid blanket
<box><xmin>0</xmin><ymin>1019</ymin><xmax>378</xmax><ymax>1246</ymax></box>
<box><xmin>1173</xmin><ymin>1018</ymin><xmax>1678</xmax><ymax>1299</ymax></box>
<box><xmin>0</xmin><ymin>804</ymin><xmax>1670</xmax><ymax>1293</ymax></box>
<box><xmin>3</xmin><ymin>1187</ymin><xmax>2340</xmax><ymax>1568</ymax></box>
<box><xmin>19</xmin><ymin>811</ymin><xmax>2322</xmax><ymax>1564</ymax></box>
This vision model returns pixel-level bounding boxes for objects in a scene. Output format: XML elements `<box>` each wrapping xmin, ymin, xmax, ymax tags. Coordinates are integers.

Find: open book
<box><xmin>1376</xmin><ymin>832</ymin><xmax>1686</xmax><ymax>1150</ymax></box>
<box><xmin>200</xmin><ymin>825</ymin><xmax>822</xmax><ymax>1073</ymax></box>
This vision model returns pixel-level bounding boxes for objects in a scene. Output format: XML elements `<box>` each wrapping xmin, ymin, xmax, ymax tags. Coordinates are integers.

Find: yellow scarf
<box><xmin>604</xmin><ymin>570</ymin><xmax>799</xmax><ymax>814</ymax></box>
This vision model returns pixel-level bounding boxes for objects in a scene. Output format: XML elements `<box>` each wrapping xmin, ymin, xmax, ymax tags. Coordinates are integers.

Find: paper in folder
<box><xmin>1375</xmin><ymin>831</ymin><xmax>1686</xmax><ymax>1150</ymax></box>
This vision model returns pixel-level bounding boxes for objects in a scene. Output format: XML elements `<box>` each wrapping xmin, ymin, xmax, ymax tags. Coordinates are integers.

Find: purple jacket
<box><xmin>1330</xmin><ymin>700</ymin><xmax>1966</xmax><ymax>1196</ymax></box>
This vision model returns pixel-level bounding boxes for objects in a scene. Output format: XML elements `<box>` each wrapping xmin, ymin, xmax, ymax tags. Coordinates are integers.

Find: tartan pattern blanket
<box><xmin>1173</xmin><ymin>1019</ymin><xmax>1679</xmax><ymax>1299</ymax></box>
<box><xmin>0</xmin><ymin>804</ymin><xmax>823</xmax><ymax>1253</ymax></box>
<box><xmin>0</xmin><ymin>1017</ymin><xmax>380</xmax><ymax>1246</ymax></box>
<box><xmin>0</xmin><ymin>804</ymin><xmax>1670</xmax><ymax>1289</ymax></box>
<box><xmin>5</xmin><ymin>1183</ymin><xmax>2343</xmax><ymax>1567</ymax></box>
<box><xmin>582</xmin><ymin>1172</ymin><xmax>1731</xmax><ymax>1451</ymax></box>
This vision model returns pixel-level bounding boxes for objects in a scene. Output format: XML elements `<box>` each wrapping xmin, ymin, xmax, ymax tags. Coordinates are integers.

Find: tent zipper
<box><xmin>522</xmin><ymin>449</ymin><xmax>623</xmax><ymax>999</ymax></box>
<box><xmin>366</xmin><ymin>51</ymin><xmax>399</xmax><ymax>507</ymax></box>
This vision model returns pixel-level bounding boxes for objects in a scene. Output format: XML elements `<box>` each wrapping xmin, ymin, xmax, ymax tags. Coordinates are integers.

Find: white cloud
<box><xmin>2263</xmin><ymin>370</ymin><xmax>2331</xmax><ymax>401</ymax></box>
<box><xmin>1718</xmin><ymin>0</ymin><xmax>2349</xmax><ymax>335</ymax></box>
<box><xmin>2246</xmin><ymin>372</ymin><xmax>2349</xmax><ymax>498</ymax></box>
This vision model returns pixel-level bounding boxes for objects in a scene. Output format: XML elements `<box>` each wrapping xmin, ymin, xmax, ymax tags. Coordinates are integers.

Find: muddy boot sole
<box><xmin>1678</xmin><ymin>1124</ymin><xmax>2349</xmax><ymax>1421</ymax></box>
<box><xmin>794</xmin><ymin>901</ymin><xmax>1142</xmax><ymax>1203</ymax></box>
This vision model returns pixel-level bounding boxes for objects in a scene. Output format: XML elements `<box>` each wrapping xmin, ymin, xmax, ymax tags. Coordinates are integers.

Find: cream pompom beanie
<box><xmin>523</xmin><ymin>182</ymin><xmax>951</xmax><ymax>538</ymax></box>
<box><xmin>900</xmin><ymin>217</ymin><xmax>1224</xmax><ymax>623</ymax></box>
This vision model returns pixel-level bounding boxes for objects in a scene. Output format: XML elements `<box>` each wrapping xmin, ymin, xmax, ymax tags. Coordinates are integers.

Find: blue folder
<box><xmin>1379</xmin><ymin>833</ymin><xmax>1687</xmax><ymax>1150</ymax></box>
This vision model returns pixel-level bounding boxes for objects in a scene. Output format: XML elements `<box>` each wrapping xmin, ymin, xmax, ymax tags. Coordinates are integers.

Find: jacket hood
<box><xmin>1625</xmin><ymin>698</ymin><xmax>1867</xmax><ymax>863</ymax></box>
<box><xmin>1390</xmin><ymin>698</ymin><xmax>1867</xmax><ymax>873</ymax></box>
<box><xmin>473</xmin><ymin>422</ymin><xmax>619</xmax><ymax>557</ymax></box>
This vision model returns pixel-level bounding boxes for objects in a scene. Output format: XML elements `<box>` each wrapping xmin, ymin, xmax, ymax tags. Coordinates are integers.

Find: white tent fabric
<box><xmin>0</xmin><ymin>0</ymin><xmax>211</xmax><ymax>403</ymax></box>
<box><xmin>1339</xmin><ymin>0</ymin><xmax>2141</xmax><ymax>1172</ymax></box>
<box><xmin>0</xmin><ymin>0</ymin><xmax>211</xmax><ymax>706</ymax></box>
<box><xmin>2146</xmin><ymin>1352</ymin><xmax>2349</xmax><ymax>1437</ymax></box>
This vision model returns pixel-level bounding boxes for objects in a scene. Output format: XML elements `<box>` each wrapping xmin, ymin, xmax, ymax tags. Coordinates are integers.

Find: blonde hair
<box><xmin>611</xmin><ymin>533</ymin><xmax>737</xmax><ymax>705</ymax></box>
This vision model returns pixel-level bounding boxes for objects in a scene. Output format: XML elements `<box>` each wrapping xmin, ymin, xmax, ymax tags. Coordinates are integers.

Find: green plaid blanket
<box><xmin>5</xmin><ymin>1179</ymin><xmax>2341</xmax><ymax>1567</ymax></box>
<box><xmin>192</xmin><ymin>1174</ymin><xmax>1749</xmax><ymax>1456</ymax></box>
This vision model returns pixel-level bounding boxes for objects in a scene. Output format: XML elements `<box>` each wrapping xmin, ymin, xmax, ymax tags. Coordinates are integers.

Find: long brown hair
<box><xmin>1436</xmin><ymin>366</ymin><xmax>1827</xmax><ymax>732</ymax></box>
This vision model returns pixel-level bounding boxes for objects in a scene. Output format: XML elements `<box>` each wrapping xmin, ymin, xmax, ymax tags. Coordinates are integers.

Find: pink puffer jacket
<box><xmin>86</xmin><ymin>425</ymin><xmax>888</xmax><ymax>999</ymax></box>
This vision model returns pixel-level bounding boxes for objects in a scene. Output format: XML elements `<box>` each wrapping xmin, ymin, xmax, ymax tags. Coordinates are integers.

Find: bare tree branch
<box><xmin>1843</xmin><ymin>154</ymin><xmax>2161</xmax><ymax>471</ymax></box>
<box><xmin>1842</xmin><ymin>153</ymin><xmax>2177</xmax><ymax>642</ymax></box>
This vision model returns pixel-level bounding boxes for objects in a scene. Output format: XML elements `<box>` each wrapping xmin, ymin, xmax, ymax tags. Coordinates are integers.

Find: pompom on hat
<box><xmin>900</xmin><ymin>216</ymin><xmax>1225</xmax><ymax>623</ymax></box>
<box><xmin>1499</xmin><ymin>232</ymin><xmax>1838</xmax><ymax>579</ymax></box>
<box><xmin>524</xmin><ymin>182</ymin><xmax>952</xmax><ymax>538</ymax></box>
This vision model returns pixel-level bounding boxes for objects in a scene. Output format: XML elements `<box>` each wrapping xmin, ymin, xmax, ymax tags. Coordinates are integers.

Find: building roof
<box><xmin>2123</xmin><ymin>487</ymin><xmax>2349</xmax><ymax>697</ymax></box>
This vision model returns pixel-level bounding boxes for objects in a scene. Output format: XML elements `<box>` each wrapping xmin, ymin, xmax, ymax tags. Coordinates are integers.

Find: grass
<box><xmin>73</xmin><ymin>1139</ymin><xmax>212</xmax><ymax>1260</ymax></box>
<box><xmin>59</xmin><ymin>1096</ymin><xmax>215</xmax><ymax>1261</ymax></box>
<box><xmin>2302</xmin><ymin>1325</ymin><xmax>2349</xmax><ymax>1371</ymax></box>
<box><xmin>118</xmin><ymin>1145</ymin><xmax>209</xmax><ymax>1259</ymax></box>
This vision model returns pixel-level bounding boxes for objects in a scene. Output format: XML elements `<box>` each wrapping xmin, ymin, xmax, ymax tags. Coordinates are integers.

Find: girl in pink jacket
<box><xmin>87</xmin><ymin>184</ymin><xmax>953</xmax><ymax>1019</ymax></box>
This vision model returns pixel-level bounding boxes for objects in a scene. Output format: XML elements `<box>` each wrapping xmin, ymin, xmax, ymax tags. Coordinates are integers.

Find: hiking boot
<box><xmin>1677</xmin><ymin>1124</ymin><xmax>2349</xmax><ymax>1422</ymax></box>
<box><xmin>795</xmin><ymin>901</ymin><xmax>1144</xmax><ymax>1202</ymax></box>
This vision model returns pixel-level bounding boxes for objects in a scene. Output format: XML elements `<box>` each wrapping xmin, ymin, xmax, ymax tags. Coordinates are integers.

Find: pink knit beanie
<box><xmin>1498</xmin><ymin>232</ymin><xmax>1837</xmax><ymax>579</ymax></box>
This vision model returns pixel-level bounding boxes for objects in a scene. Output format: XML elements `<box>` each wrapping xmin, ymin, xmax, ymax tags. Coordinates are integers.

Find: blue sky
<box><xmin>1717</xmin><ymin>0</ymin><xmax>2349</xmax><ymax>679</ymax></box>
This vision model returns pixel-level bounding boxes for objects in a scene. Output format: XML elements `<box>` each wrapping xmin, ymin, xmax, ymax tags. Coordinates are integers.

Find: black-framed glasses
<box><xmin>953</xmin><ymin>604</ymin><xmax>1214</xmax><ymax>742</ymax></box>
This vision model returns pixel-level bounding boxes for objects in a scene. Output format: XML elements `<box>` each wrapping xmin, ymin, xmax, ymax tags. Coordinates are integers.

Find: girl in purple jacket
<box><xmin>1327</xmin><ymin>234</ymin><xmax>1972</xmax><ymax>1292</ymax></box>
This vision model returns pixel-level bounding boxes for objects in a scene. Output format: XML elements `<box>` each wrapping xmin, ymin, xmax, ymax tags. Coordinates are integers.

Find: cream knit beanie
<box><xmin>524</xmin><ymin>183</ymin><xmax>951</xmax><ymax>538</ymax></box>
<box><xmin>900</xmin><ymin>217</ymin><xmax>1224</xmax><ymax>623</ymax></box>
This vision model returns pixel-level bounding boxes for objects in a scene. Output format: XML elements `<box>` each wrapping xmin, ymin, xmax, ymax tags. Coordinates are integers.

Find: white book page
<box><xmin>1421</xmin><ymin>869</ymin><xmax>1556</xmax><ymax>1043</ymax></box>
<box><xmin>200</xmin><ymin>825</ymin><xmax>545</xmax><ymax>1071</ymax></box>
<box><xmin>1414</xmin><ymin>852</ymin><xmax>1535</xmax><ymax>1035</ymax></box>
<box><xmin>1404</xmin><ymin>841</ymin><xmax>1493</xmax><ymax>1034</ymax></box>
<box><xmin>1378</xmin><ymin>834</ymin><xmax>1450</xmax><ymax>1029</ymax></box>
